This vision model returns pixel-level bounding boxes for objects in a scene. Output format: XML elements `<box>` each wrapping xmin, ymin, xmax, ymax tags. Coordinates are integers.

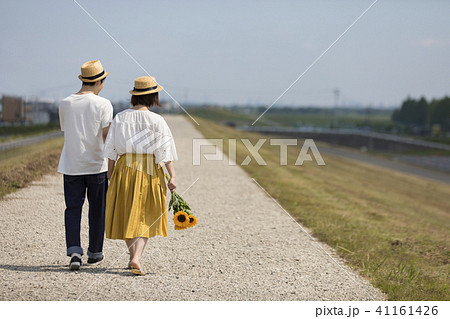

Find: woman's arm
<box><xmin>107</xmin><ymin>159</ymin><xmax>115</xmax><ymax>180</ymax></box>
<box><xmin>165</xmin><ymin>161</ymin><xmax>176</xmax><ymax>192</ymax></box>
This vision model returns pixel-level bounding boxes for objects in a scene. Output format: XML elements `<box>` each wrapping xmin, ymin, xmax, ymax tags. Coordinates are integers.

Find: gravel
<box><xmin>0</xmin><ymin>115</ymin><xmax>385</xmax><ymax>300</ymax></box>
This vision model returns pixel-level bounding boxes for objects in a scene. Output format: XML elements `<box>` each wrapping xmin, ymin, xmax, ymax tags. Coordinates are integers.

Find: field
<box><xmin>188</xmin><ymin>106</ymin><xmax>394</xmax><ymax>130</ymax></box>
<box><xmin>190</xmin><ymin>113</ymin><xmax>450</xmax><ymax>300</ymax></box>
<box><xmin>0</xmin><ymin>137</ymin><xmax>63</xmax><ymax>198</ymax></box>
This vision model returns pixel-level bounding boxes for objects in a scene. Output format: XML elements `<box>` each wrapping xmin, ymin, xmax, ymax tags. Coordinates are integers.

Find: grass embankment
<box><xmin>188</xmin><ymin>106</ymin><xmax>393</xmax><ymax>129</ymax></box>
<box><xmin>0</xmin><ymin>123</ymin><xmax>60</xmax><ymax>143</ymax></box>
<box><xmin>0</xmin><ymin>137</ymin><xmax>63</xmax><ymax>198</ymax></box>
<box><xmin>191</xmin><ymin>116</ymin><xmax>450</xmax><ymax>300</ymax></box>
<box><xmin>188</xmin><ymin>107</ymin><xmax>450</xmax><ymax>157</ymax></box>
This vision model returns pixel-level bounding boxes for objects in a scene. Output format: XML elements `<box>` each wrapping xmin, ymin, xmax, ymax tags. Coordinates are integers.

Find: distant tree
<box><xmin>429</xmin><ymin>96</ymin><xmax>450</xmax><ymax>132</ymax></box>
<box><xmin>392</xmin><ymin>96</ymin><xmax>428</xmax><ymax>127</ymax></box>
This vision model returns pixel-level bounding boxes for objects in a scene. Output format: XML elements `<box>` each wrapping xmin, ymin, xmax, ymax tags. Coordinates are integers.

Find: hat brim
<box><xmin>129</xmin><ymin>85</ymin><xmax>163</xmax><ymax>95</ymax></box>
<box><xmin>78</xmin><ymin>71</ymin><xmax>109</xmax><ymax>82</ymax></box>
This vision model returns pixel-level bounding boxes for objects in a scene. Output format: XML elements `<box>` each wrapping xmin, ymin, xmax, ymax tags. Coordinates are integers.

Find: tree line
<box><xmin>392</xmin><ymin>96</ymin><xmax>450</xmax><ymax>134</ymax></box>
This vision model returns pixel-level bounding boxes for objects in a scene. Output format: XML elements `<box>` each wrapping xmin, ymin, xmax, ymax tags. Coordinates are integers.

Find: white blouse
<box><xmin>103</xmin><ymin>109</ymin><xmax>178</xmax><ymax>164</ymax></box>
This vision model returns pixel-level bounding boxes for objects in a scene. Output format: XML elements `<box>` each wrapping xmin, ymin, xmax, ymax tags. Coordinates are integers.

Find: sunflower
<box><xmin>173</xmin><ymin>211</ymin><xmax>190</xmax><ymax>228</ymax></box>
<box><xmin>174</xmin><ymin>225</ymin><xmax>187</xmax><ymax>230</ymax></box>
<box><xmin>187</xmin><ymin>214</ymin><xmax>198</xmax><ymax>228</ymax></box>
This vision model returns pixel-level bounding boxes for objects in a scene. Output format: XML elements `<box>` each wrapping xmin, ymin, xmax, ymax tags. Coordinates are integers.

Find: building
<box><xmin>1</xmin><ymin>95</ymin><xmax>58</xmax><ymax>125</ymax></box>
<box><xmin>1</xmin><ymin>95</ymin><xmax>33</xmax><ymax>124</ymax></box>
<box><xmin>26</xmin><ymin>97</ymin><xmax>57</xmax><ymax>124</ymax></box>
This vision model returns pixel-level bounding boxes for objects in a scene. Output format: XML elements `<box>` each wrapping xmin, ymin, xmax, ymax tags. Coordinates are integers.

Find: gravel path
<box><xmin>0</xmin><ymin>115</ymin><xmax>385</xmax><ymax>301</ymax></box>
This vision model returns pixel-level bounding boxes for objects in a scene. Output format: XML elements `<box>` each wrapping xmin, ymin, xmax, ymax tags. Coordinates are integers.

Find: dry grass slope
<box><xmin>0</xmin><ymin>137</ymin><xmax>63</xmax><ymax>198</ymax></box>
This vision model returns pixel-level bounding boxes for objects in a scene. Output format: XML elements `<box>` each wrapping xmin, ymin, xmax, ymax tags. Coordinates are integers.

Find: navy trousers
<box><xmin>63</xmin><ymin>172</ymin><xmax>108</xmax><ymax>258</ymax></box>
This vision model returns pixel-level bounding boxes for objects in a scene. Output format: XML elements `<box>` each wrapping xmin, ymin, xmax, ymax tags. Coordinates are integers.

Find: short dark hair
<box><xmin>131</xmin><ymin>92</ymin><xmax>161</xmax><ymax>107</ymax></box>
<box><xmin>82</xmin><ymin>78</ymin><xmax>105</xmax><ymax>86</ymax></box>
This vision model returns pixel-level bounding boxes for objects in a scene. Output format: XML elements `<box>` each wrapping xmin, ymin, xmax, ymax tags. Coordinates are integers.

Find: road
<box><xmin>317</xmin><ymin>145</ymin><xmax>450</xmax><ymax>185</ymax></box>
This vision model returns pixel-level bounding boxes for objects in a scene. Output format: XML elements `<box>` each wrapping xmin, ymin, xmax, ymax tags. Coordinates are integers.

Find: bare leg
<box><xmin>128</xmin><ymin>237</ymin><xmax>148</xmax><ymax>270</ymax></box>
<box><xmin>134</xmin><ymin>237</ymin><xmax>148</xmax><ymax>262</ymax></box>
<box><xmin>125</xmin><ymin>239</ymin><xmax>136</xmax><ymax>267</ymax></box>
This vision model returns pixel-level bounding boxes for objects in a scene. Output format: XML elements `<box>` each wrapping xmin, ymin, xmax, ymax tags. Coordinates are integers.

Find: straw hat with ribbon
<box><xmin>78</xmin><ymin>60</ymin><xmax>109</xmax><ymax>82</ymax></box>
<box><xmin>129</xmin><ymin>76</ymin><xmax>163</xmax><ymax>95</ymax></box>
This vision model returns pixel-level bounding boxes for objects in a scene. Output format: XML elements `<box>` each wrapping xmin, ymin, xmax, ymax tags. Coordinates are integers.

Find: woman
<box><xmin>103</xmin><ymin>76</ymin><xmax>177</xmax><ymax>275</ymax></box>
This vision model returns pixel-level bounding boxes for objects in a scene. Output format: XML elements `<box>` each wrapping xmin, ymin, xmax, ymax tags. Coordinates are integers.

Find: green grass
<box><xmin>261</xmin><ymin>111</ymin><xmax>391</xmax><ymax>128</ymax></box>
<box><xmin>188</xmin><ymin>106</ymin><xmax>262</xmax><ymax>126</ymax></box>
<box><xmin>188</xmin><ymin>106</ymin><xmax>394</xmax><ymax>129</ymax></box>
<box><xmin>0</xmin><ymin>137</ymin><xmax>63</xmax><ymax>198</ymax></box>
<box><xmin>191</xmin><ymin>115</ymin><xmax>450</xmax><ymax>300</ymax></box>
<box><xmin>0</xmin><ymin>123</ymin><xmax>60</xmax><ymax>143</ymax></box>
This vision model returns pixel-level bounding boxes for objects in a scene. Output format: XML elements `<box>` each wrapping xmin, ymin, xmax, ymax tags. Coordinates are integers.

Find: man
<box><xmin>58</xmin><ymin>60</ymin><xmax>113</xmax><ymax>270</ymax></box>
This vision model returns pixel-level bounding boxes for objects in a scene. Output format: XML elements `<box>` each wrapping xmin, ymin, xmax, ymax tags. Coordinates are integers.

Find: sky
<box><xmin>1</xmin><ymin>0</ymin><xmax>449</xmax><ymax>108</ymax></box>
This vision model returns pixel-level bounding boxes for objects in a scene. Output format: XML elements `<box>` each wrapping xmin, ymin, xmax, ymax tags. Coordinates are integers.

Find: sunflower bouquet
<box><xmin>165</xmin><ymin>174</ymin><xmax>198</xmax><ymax>230</ymax></box>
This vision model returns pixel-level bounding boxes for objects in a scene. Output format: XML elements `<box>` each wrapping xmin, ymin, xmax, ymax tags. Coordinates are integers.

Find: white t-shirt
<box><xmin>103</xmin><ymin>108</ymin><xmax>178</xmax><ymax>164</ymax></box>
<box><xmin>58</xmin><ymin>93</ymin><xmax>113</xmax><ymax>175</ymax></box>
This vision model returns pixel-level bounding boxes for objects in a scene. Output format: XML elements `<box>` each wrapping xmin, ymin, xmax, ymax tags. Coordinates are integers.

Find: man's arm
<box><xmin>102</xmin><ymin>123</ymin><xmax>111</xmax><ymax>143</ymax></box>
<box><xmin>58</xmin><ymin>106</ymin><xmax>64</xmax><ymax>131</ymax></box>
<box><xmin>101</xmin><ymin>101</ymin><xmax>113</xmax><ymax>142</ymax></box>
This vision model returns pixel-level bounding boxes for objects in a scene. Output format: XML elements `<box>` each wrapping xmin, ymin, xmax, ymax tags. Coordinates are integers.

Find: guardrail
<box><xmin>0</xmin><ymin>131</ymin><xmax>63</xmax><ymax>152</ymax></box>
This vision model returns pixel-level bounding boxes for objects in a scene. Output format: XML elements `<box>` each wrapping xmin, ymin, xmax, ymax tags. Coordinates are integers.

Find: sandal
<box><xmin>131</xmin><ymin>267</ymin><xmax>146</xmax><ymax>276</ymax></box>
<box><xmin>129</xmin><ymin>262</ymin><xmax>146</xmax><ymax>276</ymax></box>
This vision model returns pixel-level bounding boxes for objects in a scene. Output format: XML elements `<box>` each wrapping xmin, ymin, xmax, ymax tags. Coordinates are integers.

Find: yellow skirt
<box><xmin>105</xmin><ymin>154</ymin><xmax>168</xmax><ymax>240</ymax></box>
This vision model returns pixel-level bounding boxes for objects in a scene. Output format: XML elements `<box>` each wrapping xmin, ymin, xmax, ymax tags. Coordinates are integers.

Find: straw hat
<box><xmin>78</xmin><ymin>60</ymin><xmax>109</xmax><ymax>82</ymax></box>
<box><xmin>129</xmin><ymin>76</ymin><xmax>163</xmax><ymax>95</ymax></box>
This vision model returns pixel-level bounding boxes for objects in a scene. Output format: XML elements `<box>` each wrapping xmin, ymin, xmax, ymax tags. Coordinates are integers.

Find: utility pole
<box><xmin>334</xmin><ymin>88</ymin><xmax>340</xmax><ymax>107</ymax></box>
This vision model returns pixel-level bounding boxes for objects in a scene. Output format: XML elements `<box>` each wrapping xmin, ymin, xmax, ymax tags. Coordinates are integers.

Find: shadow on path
<box><xmin>0</xmin><ymin>263</ymin><xmax>141</xmax><ymax>276</ymax></box>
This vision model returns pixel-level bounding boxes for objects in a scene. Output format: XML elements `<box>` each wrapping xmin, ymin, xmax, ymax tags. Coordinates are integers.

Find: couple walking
<box><xmin>57</xmin><ymin>60</ymin><xmax>178</xmax><ymax>275</ymax></box>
